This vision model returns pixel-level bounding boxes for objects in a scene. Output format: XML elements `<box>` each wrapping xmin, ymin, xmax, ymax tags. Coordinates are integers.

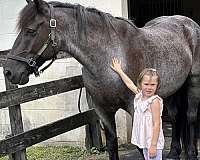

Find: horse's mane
<box><xmin>17</xmin><ymin>1</ymin><xmax>115</xmax><ymax>33</ymax></box>
<box><xmin>17</xmin><ymin>2</ymin><xmax>37</xmax><ymax>31</ymax></box>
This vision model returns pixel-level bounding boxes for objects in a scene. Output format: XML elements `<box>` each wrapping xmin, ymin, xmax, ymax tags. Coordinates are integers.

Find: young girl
<box><xmin>111</xmin><ymin>58</ymin><xmax>164</xmax><ymax>160</ymax></box>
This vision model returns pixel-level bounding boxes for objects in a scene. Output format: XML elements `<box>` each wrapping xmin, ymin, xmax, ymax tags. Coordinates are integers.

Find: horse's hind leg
<box><xmin>186</xmin><ymin>96</ymin><xmax>198</xmax><ymax>160</ymax></box>
<box><xmin>186</xmin><ymin>74</ymin><xmax>199</xmax><ymax>160</ymax></box>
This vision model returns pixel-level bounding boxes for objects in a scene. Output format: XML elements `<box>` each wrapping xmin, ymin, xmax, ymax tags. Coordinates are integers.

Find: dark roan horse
<box><xmin>3</xmin><ymin>0</ymin><xmax>200</xmax><ymax>159</ymax></box>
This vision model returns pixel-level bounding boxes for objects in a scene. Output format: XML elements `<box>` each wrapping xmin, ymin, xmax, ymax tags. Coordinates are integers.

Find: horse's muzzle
<box><xmin>3</xmin><ymin>67</ymin><xmax>29</xmax><ymax>85</ymax></box>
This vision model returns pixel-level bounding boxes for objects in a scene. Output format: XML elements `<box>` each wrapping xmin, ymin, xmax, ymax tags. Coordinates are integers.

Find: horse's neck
<box><xmin>59</xmin><ymin>8</ymin><xmax>138</xmax><ymax>75</ymax></box>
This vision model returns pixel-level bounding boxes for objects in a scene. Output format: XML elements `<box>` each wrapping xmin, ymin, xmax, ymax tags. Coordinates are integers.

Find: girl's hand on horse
<box><xmin>111</xmin><ymin>58</ymin><xmax>122</xmax><ymax>73</ymax></box>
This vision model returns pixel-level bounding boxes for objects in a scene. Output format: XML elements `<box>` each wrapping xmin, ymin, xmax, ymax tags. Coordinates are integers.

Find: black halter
<box><xmin>7</xmin><ymin>4</ymin><xmax>57</xmax><ymax>77</ymax></box>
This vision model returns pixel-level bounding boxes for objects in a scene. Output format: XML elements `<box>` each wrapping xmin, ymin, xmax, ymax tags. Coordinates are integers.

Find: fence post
<box><xmin>5</xmin><ymin>135</ymin><xmax>15</xmax><ymax>160</ymax></box>
<box><xmin>3</xmin><ymin>68</ymin><xmax>27</xmax><ymax>160</ymax></box>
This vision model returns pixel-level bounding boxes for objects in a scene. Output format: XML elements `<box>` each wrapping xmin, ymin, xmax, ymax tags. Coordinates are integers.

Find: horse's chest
<box><xmin>82</xmin><ymin>70</ymin><xmax>127</xmax><ymax>104</ymax></box>
<box><xmin>83</xmin><ymin>76</ymin><xmax>116</xmax><ymax>95</ymax></box>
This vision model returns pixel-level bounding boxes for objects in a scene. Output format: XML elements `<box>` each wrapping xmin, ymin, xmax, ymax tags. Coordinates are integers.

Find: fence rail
<box><xmin>0</xmin><ymin>49</ymin><xmax>101</xmax><ymax>160</ymax></box>
<box><xmin>0</xmin><ymin>109</ymin><xmax>98</xmax><ymax>154</ymax></box>
<box><xmin>0</xmin><ymin>75</ymin><xmax>83</xmax><ymax>109</ymax></box>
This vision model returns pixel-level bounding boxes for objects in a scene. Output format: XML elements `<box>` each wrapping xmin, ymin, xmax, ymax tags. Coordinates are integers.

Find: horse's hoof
<box><xmin>187</xmin><ymin>157</ymin><xmax>198</xmax><ymax>160</ymax></box>
<box><xmin>166</xmin><ymin>156</ymin><xmax>180</xmax><ymax>160</ymax></box>
<box><xmin>187</xmin><ymin>150</ymin><xmax>198</xmax><ymax>160</ymax></box>
<box><xmin>166</xmin><ymin>150</ymin><xmax>180</xmax><ymax>160</ymax></box>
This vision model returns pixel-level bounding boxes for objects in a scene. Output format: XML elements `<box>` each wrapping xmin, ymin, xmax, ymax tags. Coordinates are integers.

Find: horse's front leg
<box><xmin>103</xmin><ymin>113</ymin><xmax>119</xmax><ymax>160</ymax></box>
<box><xmin>86</xmin><ymin>90</ymin><xmax>119</xmax><ymax>159</ymax></box>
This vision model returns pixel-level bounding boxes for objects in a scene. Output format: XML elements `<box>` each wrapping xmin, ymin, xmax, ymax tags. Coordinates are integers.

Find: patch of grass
<box><xmin>0</xmin><ymin>145</ymin><xmax>104</xmax><ymax>160</ymax></box>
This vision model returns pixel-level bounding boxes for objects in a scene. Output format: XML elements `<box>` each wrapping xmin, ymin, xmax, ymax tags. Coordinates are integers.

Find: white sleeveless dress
<box><xmin>131</xmin><ymin>92</ymin><xmax>165</xmax><ymax>149</ymax></box>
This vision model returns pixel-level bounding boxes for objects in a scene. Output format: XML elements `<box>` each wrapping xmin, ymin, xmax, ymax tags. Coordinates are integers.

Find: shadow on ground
<box><xmin>85</xmin><ymin>143</ymin><xmax>200</xmax><ymax>160</ymax></box>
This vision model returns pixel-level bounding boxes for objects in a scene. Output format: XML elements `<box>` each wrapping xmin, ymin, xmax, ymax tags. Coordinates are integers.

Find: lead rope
<box><xmin>78</xmin><ymin>87</ymin><xmax>82</xmax><ymax>113</ymax></box>
<box><xmin>77</xmin><ymin>88</ymin><xmax>104</xmax><ymax>131</ymax></box>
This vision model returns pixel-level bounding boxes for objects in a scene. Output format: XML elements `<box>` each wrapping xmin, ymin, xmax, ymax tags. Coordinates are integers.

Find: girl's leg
<box><xmin>153</xmin><ymin>149</ymin><xmax>162</xmax><ymax>160</ymax></box>
<box><xmin>143</xmin><ymin>148</ymin><xmax>162</xmax><ymax>160</ymax></box>
<box><xmin>143</xmin><ymin>148</ymin><xmax>148</xmax><ymax>160</ymax></box>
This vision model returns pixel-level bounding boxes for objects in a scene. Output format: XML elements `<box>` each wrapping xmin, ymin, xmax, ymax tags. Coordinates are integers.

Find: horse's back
<box><xmin>144</xmin><ymin>15</ymin><xmax>198</xmax><ymax>29</ymax></box>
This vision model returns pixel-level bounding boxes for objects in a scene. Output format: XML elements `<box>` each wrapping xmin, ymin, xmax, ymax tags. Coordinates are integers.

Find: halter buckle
<box><xmin>50</xmin><ymin>19</ymin><xmax>56</xmax><ymax>28</ymax></box>
<box><xmin>28</xmin><ymin>58</ymin><xmax>36</xmax><ymax>67</ymax></box>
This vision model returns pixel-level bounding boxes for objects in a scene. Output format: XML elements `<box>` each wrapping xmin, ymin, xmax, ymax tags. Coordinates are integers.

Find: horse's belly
<box><xmin>142</xmin><ymin>35</ymin><xmax>193</xmax><ymax>98</ymax></box>
<box><xmin>158</xmin><ymin>66</ymin><xmax>190</xmax><ymax>98</ymax></box>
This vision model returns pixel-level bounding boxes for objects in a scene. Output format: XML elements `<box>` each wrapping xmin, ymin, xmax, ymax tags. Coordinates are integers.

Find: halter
<box><xmin>7</xmin><ymin>4</ymin><xmax>57</xmax><ymax>77</ymax></box>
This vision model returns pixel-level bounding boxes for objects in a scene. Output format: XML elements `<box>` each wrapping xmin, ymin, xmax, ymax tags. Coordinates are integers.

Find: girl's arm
<box><xmin>149</xmin><ymin>98</ymin><xmax>161</xmax><ymax>157</ymax></box>
<box><xmin>111</xmin><ymin>58</ymin><xmax>138</xmax><ymax>94</ymax></box>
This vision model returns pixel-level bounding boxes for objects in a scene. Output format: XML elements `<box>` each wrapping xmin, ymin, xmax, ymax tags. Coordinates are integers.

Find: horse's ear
<box><xmin>26</xmin><ymin>0</ymin><xmax>32</xmax><ymax>3</ymax></box>
<box><xmin>33</xmin><ymin>0</ymin><xmax>50</xmax><ymax>16</ymax></box>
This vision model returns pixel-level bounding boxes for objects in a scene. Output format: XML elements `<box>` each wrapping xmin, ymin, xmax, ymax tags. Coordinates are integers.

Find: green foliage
<box><xmin>0</xmin><ymin>155</ymin><xmax>7</xmax><ymax>160</ymax></box>
<box><xmin>0</xmin><ymin>145</ymin><xmax>99</xmax><ymax>160</ymax></box>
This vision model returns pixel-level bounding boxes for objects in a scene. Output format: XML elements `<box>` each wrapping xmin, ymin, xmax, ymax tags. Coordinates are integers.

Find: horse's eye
<box><xmin>24</xmin><ymin>28</ymin><xmax>36</xmax><ymax>35</ymax></box>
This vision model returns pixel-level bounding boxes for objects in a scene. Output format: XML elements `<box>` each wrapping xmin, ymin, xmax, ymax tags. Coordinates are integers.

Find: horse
<box><xmin>3</xmin><ymin>0</ymin><xmax>200</xmax><ymax>159</ymax></box>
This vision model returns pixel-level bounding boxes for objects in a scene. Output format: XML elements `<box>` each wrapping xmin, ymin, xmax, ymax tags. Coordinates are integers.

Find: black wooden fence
<box><xmin>0</xmin><ymin>50</ymin><xmax>172</xmax><ymax>160</ymax></box>
<box><xmin>0</xmin><ymin>50</ymin><xmax>102</xmax><ymax>160</ymax></box>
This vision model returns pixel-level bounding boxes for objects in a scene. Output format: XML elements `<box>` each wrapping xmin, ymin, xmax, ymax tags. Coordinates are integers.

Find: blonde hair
<box><xmin>137</xmin><ymin>68</ymin><xmax>161</xmax><ymax>90</ymax></box>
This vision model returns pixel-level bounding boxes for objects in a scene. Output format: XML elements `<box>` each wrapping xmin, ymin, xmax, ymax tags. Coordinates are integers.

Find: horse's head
<box><xmin>4</xmin><ymin>0</ymin><xmax>116</xmax><ymax>85</ymax></box>
<box><xmin>4</xmin><ymin>0</ymin><xmax>60</xmax><ymax>85</ymax></box>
